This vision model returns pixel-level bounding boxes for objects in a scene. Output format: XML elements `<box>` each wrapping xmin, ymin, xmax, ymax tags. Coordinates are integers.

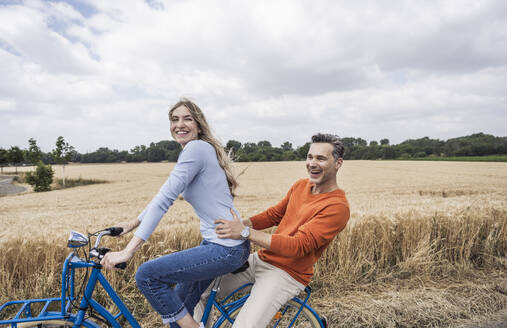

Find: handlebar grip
<box><xmin>107</xmin><ymin>227</ymin><xmax>124</xmax><ymax>236</ymax></box>
<box><xmin>115</xmin><ymin>262</ymin><xmax>127</xmax><ymax>270</ymax></box>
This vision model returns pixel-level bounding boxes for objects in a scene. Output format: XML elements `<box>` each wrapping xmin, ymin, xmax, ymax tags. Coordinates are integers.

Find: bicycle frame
<box><xmin>1</xmin><ymin>229</ymin><xmax>326</xmax><ymax>328</ymax></box>
<box><xmin>65</xmin><ymin>253</ymin><xmax>140</xmax><ymax>328</ymax></box>
<box><xmin>201</xmin><ymin>278</ymin><xmax>325</xmax><ymax>328</ymax></box>
<box><xmin>0</xmin><ymin>251</ymin><xmax>140</xmax><ymax>328</ymax></box>
<box><xmin>201</xmin><ymin>278</ymin><xmax>252</xmax><ymax>327</ymax></box>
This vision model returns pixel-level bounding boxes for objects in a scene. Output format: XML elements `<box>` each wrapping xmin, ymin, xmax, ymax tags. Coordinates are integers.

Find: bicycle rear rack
<box><xmin>0</xmin><ymin>297</ymin><xmax>72</xmax><ymax>326</ymax></box>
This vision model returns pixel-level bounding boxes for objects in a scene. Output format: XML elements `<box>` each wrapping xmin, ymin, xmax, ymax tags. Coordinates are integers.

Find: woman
<box><xmin>101</xmin><ymin>99</ymin><xmax>250</xmax><ymax>328</ymax></box>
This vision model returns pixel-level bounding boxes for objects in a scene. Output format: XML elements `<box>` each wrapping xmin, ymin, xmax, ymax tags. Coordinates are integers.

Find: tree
<box><xmin>340</xmin><ymin>137</ymin><xmax>356</xmax><ymax>149</ymax></box>
<box><xmin>129</xmin><ymin>145</ymin><xmax>148</xmax><ymax>162</ymax></box>
<box><xmin>225</xmin><ymin>140</ymin><xmax>242</xmax><ymax>160</ymax></box>
<box><xmin>147</xmin><ymin>146</ymin><xmax>166</xmax><ymax>162</ymax></box>
<box><xmin>26</xmin><ymin>138</ymin><xmax>42</xmax><ymax>166</ymax></box>
<box><xmin>282</xmin><ymin>150</ymin><xmax>297</xmax><ymax>161</ymax></box>
<box><xmin>356</xmin><ymin>138</ymin><xmax>367</xmax><ymax>146</ymax></box>
<box><xmin>442</xmin><ymin>133</ymin><xmax>506</xmax><ymax>157</ymax></box>
<box><xmin>0</xmin><ymin>148</ymin><xmax>8</xmax><ymax>173</ymax></box>
<box><xmin>296</xmin><ymin>142</ymin><xmax>311</xmax><ymax>160</ymax></box>
<box><xmin>226</xmin><ymin>140</ymin><xmax>242</xmax><ymax>153</ymax></box>
<box><xmin>152</xmin><ymin>141</ymin><xmax>181</xmax><ymax>162</ymax></box>
<box><xmin>380</xmin><ymin>138</ymin><xmax>390</xmax><ymax>146</ymax></box>
<box><xmin>52</xmin><ymin>136</ymin><xmax>74</xmax><ymax>186</ymax></box>
<box><xmin>8</xmin><ymin>146</ymin><xmax>24</xmax><ymax>173</ymax></box>
<box><xmin>397</xmin><ymin>137</ymin><xmax>444</xmax><ymax>157</ymax></box>
<box><xmin>242</xmin><ymin>143</ymin><xmax>258</xmax><ymax>154</ymax></box>
<box><xmin>280</xmin><ymin>141</ymin><xmax>293</xmax><ymax>152</ymax></box>
<box><xmin>25</xmin><ymin>161</ymin><xmax>54</xmax><ymax>192</ymax></box>
<box><xmin>381</xmin><ymin>146</ymin><xmax>398</xmax><ymax>159</ymax></box>
<box><xmin>257</xmin><ymin>140</ymin><xmax>272</xmax><ymax>148</ymax></box>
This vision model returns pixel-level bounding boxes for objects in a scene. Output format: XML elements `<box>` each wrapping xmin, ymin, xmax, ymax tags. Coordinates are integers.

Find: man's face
<box><xmin>306</xmin><ymin>143</ymin><xmax>342</xmax><ymax>186</ymax></box>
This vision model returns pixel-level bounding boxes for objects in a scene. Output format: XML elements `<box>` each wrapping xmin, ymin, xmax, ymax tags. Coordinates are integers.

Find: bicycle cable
<box><xmin>83</xmin><ymin>231</ymin><xmax>114</xmax><ymax>327</ymax></box>
<box><xmin>65</xmin><ymin>246</ymin><xmax>89</xmax><ymax>313</ymax></box>
<box><xmin>64</xmin><ymin>232</ymin><xmax>99</xmax><ymax>324</ymax></box>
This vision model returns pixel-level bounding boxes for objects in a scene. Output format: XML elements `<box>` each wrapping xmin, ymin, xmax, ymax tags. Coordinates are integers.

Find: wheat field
<box><xmin>1</xmin><ymin>160</ymin><xmax>506</xmax><ymax>327</ymax></box>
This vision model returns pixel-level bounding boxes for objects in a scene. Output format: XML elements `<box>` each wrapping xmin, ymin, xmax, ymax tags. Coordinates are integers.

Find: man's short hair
<box><xmin>311</xmin><ymin>133</ymin><xmax>345</xmax><ymax>160</ymax></box>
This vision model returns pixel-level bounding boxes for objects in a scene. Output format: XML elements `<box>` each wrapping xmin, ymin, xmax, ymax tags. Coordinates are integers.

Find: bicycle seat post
<box><xmin>200</xmin><ymin>276</ymin><xmax>223</xmax><ymax>326</ymax></box>
<box><xmin>211</xmin><ymin>276</ymin><xmax>222</xmax><ymax>292</ymax></box>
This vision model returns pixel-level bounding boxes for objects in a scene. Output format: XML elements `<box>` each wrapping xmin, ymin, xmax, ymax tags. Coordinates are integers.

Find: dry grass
<box><xmin>53</xmin><ymin>177</ymin><xmax>109</xmax><ymax>190</ymax></box>
<box><xmin>1</xmin><ymin>161</ymin><xmax>506</xmax><ymax>327</ymax></box>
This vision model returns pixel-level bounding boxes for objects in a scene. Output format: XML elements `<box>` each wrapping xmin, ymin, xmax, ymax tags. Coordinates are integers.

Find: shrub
<box><xmin>53</xmin><ymin>177</ymin><xmax>108</xmax><ymax>190</ymax></box>
<box><xmin>25</xmin><ymin>161</ymin><xmax>54</xmax><ymax>192</ymax></box>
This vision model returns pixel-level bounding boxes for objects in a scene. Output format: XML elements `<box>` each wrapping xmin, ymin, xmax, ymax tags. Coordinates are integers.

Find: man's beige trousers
<box><xmin>194</xmin><ymin>252</ymin><xmax>305</xmax><ymax>328</ymax></box>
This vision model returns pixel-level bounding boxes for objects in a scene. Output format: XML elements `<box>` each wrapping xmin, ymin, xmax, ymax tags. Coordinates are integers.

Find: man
<box><xmin>197</xmin><ymin>133</ymin><xmax>350</xmax><ymax>328</ymax></box>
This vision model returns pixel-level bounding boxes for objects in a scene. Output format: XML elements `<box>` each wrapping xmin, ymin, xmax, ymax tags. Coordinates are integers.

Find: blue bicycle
<box><xmin>0</xmin><ymin>228</ymin><xmax>327</xmax><ymax>327</ymax></box>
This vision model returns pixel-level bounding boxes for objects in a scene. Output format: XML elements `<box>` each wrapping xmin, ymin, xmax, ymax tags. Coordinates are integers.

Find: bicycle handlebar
<box><xmin>88</xmin><ymin>227</ymin><xmax>127</xmax><ymax>269</ymax></box>
<box><xmin>115</xmin><ymin>262</ymin><xmax>127</xmax><ymax>269</ymax></box>
<box><xmin>106</xmin><ymin>227</ymin><xmax>124</xmax><ymax>236</ymax></box>
<box><xmin>105</xmin><ymin>227</ymin><xmax>126</xmax><ymax>269</ymax></box>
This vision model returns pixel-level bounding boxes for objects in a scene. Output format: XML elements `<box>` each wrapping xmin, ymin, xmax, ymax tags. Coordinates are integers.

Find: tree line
<box><xmin>340</xmin><ymin>133</ymin><xmax>507</xmax><ymax>160</ymax></box>
<box><xmin>228</xmin><ymin>133</ymin><xmax>507</xmax><ymax>161</ymax></box>
<box><xmin>1</xmin><ymin>133</ymin><xmax>506</xmax><ymax>169</ymax></box>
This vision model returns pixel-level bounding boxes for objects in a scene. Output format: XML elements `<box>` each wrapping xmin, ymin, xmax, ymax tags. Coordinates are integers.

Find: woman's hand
<box><xmin>100</xmin><ymin>235</ymin><xmax>145</xmax><ymax>270</ymax></box>
<box><xmin>215</xmin><ymin>209</ymin><xmax>245</xmax><ymax>240</ymax></box>
<box><xmin>100</xmin><ymin>249</ymin><xmax>133</xmax><ymax>270</ymax></box>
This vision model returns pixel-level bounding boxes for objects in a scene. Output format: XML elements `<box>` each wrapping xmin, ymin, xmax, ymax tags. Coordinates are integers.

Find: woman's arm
<box><xmin>101</xmin><ymin>143</ymin><xmax>207</xmax><ymax>270</ymax></box>
<box><xmin>134</xmin><ymin>141</ymin><xmax>205</xmax><ymax>241</ymax></box>
<box><xmin>115</xmin><ymin>218</ymin><xmax>141</xmax><ymax>235</ymax></box>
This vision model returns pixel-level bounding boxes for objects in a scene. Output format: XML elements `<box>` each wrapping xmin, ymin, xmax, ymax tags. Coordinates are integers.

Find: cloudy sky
<box><xmin>1</xmin><ymin>0</ymin><xmax>506</xmax><ymax>153</ymax></box>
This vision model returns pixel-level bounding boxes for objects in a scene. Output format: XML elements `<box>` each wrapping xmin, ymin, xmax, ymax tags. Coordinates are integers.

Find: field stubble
<box><xmin>1</xmin><ymin>160</ymin><xmax>506</xmax><ymax>327</ymax></box>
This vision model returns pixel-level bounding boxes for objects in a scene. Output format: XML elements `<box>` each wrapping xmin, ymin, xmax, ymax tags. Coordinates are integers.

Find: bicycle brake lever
<box><xmin>90</xmin><ymin>247</ymin><xmax>127</xmax><ymax>270</ymax></box>
<box><xmin>90</xmin><ymin>247</ymin><xmax>110</xmax><ymax>259</ymax></box>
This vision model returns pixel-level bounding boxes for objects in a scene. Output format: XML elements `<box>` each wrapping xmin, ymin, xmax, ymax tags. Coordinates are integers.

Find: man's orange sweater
<box><xmin>250</xmin><ymin>179</ymin><xmax>350</xmax><ymax>286</ymax></box>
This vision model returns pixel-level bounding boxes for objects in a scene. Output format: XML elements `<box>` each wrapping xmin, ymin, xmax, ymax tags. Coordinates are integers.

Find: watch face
<box><xmin>241</xmin><ymin>227</ymin><xmax>250</xmax><ymax>238</ymax></box>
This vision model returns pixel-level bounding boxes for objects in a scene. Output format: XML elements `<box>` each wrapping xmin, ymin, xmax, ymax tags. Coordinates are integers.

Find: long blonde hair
<box><xmin>169</xmin><ymin>98</ymin><xmax>238</xmax><ymax>195</ymax></box>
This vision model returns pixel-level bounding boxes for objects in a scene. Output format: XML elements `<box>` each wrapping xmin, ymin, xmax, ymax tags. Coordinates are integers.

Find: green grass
<box><xmin>399</xmin><ymin>155</ymin><xmax>507</xmax><ymax>162</ymax></box>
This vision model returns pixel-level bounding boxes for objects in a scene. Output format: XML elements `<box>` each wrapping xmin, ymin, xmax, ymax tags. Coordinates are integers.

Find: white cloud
<box><xmin>0</xmin><ymin>0</ymin><xmax>506</xmax><ymax>153</ymax></box>
<box><xmin>0</xmin><ymin>98</ymin><xmax>16</xmax><ymax>112</ymax></box>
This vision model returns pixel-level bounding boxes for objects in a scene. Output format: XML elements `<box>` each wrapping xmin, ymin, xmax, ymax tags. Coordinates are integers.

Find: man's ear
<box><xmin>335</xmin><ymin>158</ymin><xmax>343</xmax><ymax>170</ymax></box>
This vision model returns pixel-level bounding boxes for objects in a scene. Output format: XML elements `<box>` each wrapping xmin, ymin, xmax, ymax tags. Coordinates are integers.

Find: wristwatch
<box><xmin>240</xmin><ymin>226</ymin><xmax>250</xmax><ymax>240</ymax></box>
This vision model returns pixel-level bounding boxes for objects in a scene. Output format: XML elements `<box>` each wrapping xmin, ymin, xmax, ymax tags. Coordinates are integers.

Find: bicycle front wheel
<box><xmin>16</xmin><ymin>319</ymin><xmax>98</xmax><ymax>328</ymax></box>
<box><xmin>217</xmin><ymin>299</ymin><xmax>323</xmax><ymax>328</ymax></box>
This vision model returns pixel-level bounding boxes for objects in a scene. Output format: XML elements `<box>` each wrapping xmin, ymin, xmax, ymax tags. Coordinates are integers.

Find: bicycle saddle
<box><xmin>231</xmin><ymin>261</ymin><xmax>249</xmax><ymax>274</ymax></box>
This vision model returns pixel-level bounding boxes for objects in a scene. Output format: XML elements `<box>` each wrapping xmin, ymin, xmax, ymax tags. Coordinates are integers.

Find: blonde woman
<box><xmin>101</xmin><ymin>99</ymin><xmax>250</xmax><ymax>328</ymax></box>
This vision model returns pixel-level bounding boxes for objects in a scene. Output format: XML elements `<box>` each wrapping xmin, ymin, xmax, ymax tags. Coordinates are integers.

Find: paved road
<box><xmin>0</xmin><ymin>175</ymin><xmax>26</xmax><ymax>196</ymax></box>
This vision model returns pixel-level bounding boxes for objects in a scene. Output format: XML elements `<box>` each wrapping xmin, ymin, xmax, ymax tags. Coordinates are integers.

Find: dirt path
<box><xmin>0</xmin><ymin>175</ymin><xmax>26</xmax><ymax>196</ymax></box>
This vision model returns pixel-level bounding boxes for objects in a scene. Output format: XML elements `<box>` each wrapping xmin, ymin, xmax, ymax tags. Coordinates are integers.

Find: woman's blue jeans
<box><xmin>135</xmin><ymin>239</ymin><xmax>250</xmax><ymax>326</ymax></box>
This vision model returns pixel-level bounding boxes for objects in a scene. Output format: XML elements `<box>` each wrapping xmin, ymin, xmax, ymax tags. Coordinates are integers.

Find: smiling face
<box><xmin>170</xmin><ymin>105</ymin><xmax>200</xmax><ymax>147</ymax></box>
<box><xmin>306</xmin><ymin>142</ymin><xmax>343</xmax><ymax>190</ymax></box>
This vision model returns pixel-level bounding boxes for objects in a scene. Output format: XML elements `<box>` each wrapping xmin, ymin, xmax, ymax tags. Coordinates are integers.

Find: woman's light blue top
<box><xmin>134</xmin><ymin>140</ymin><xmax>244</xmax><ymax>247</ymax></box>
